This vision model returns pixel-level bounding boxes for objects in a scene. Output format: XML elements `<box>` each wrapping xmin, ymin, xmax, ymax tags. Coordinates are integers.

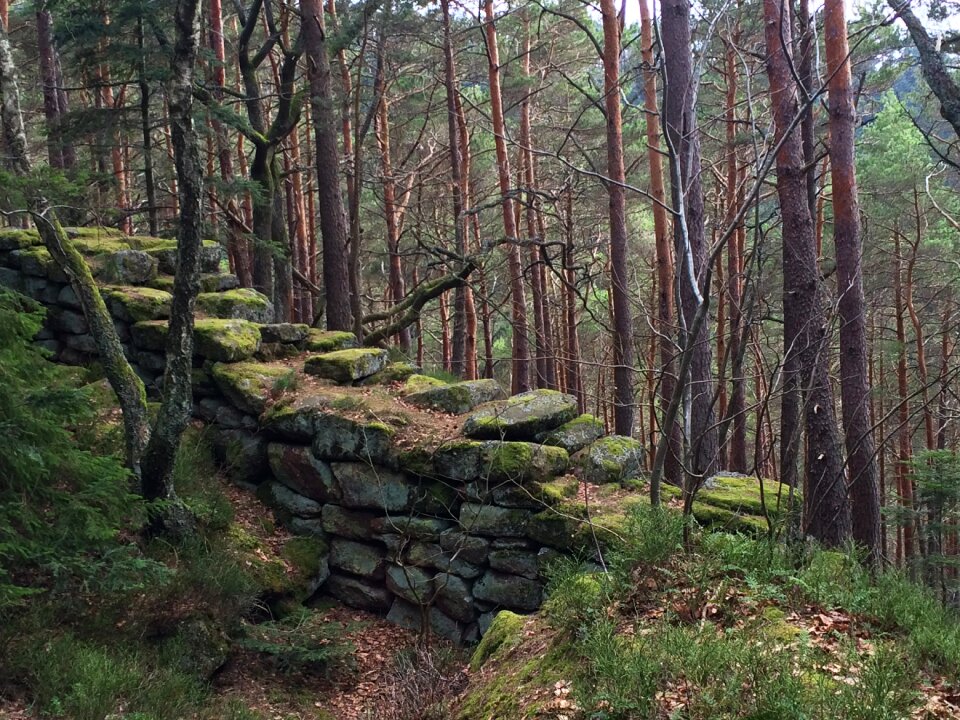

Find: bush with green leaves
<box><xmin>0</xmin><ymin>290</ymin><xmax>165</xmax><ymax>611</ymax></box>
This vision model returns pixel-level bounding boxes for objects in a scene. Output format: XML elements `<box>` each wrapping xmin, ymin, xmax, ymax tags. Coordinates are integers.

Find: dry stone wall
<box><xmin>0</xmin><ymin>228</ymin><xmax>650</xmax><ymax>644</ymax></box>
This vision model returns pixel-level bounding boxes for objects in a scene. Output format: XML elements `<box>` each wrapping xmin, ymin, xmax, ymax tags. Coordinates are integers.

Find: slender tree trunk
<box><xmin>375</xmin><ymin>93</ymin><xmax>410</xmax><ymax>352</ymax></box>
<box><xmin>441</xmin><ymin>0</ymin><xmax>468</xmax><ymax>376</ymax></box>
<box><xmin>37</xmin><ymin>8</ymin><xmax>66</xmax><ymax>169</ymax></box>
<box><xmin>302</xmin><ymin>0</ymin><xmax>352</xmax><ymax>330</ymax></box>
<box><xmin>906</xmin><ymin>194</ymin><xmax>936</xmax><ymax>451</ymax></box>
<box><xmin>482</xmin><ymin>0</ymin><xmax>530</xmax><ymax>394</ymax></box>
<box><xmin>563</xmin><ymin>189</ymin><xmax>585</xmax><ymax>411</ymax></box>
<box><xmin>600</xmin><ymin>0</ymin><xmax>634</xmax><ymax>435</ymax></box>
<box><xmin>894</xmin><ymin>230</ymin><xmax>915</xmax><ymax>567</ymax></box>
<box><xmin>454</xmin><ymin>88</ymin><xmax>481</xmax><ymax>379</ymax></box>
<box><xmin>825</xmin><ymin>0</ymin><xmax>881</xmax><ymax>559</ymax></box>
<box><xmin>639</xmin><ymin>0</ymin><xmax>681</xmax><ymax>481</ymax></box>
<box><xmin>140</xmin><ymin>0</ymin><xmax>205</xmax><ymax>523</ymax></box>
<box><xmin>763</xmin><ymin>0</ymin><xmax>850</xmax><ymax>546</ymax></box>
<box><xmin>661</xmin><ymin>0</ymin><xmax>719</xmax><ymax>481</ymax></box>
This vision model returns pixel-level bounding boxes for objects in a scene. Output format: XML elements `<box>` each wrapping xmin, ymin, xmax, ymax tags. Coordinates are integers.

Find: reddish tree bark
<box><xmin>894</xmin><ymin>230</ymin><xmax>915</xmax><ymax>566</ymax></box>
<box><xmin>763</xmin><ymin>0</ymin><xmax>850</xmax><ymax>546</ymax></box>
<box><xmin>482</xmin><ymin>0</ymin><xmax>530</xmax><ymax>393</ymax></box>
<box><xmin>600</xmin><ymin>0</ymin><xmax>634</xmax><ymax>436</ymax></box>
<box><xmin>825</xmin><ymin>0</ymin><xmax>882</xmax><ymax>558</ymax></box>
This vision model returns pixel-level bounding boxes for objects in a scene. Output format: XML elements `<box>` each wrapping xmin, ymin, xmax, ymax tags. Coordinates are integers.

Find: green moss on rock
<box><xmin>194</xmin><ymin>318</ymin><xmax>261</xmax><ymax>362</ymax></box>
<box><xmin>197</xmin><ymin>288</ymin><xmax>274</xmax><ymax>323</ymax></box>
<box><xmin>304</xmin><ymin>329</ymin><xmax>358</xmax><ymax>352</ymax></box>
<box><xmin>462</xmin><ymin>389</ymin><xmax>579</xmax><ymax>441</ymax></box>
<box><xmin>102</xmin><ymin>285</ymin><xmax>172</xmax><ymax>322</ymax></box>
<box><xmin>406</xmin><ymin>378</ymin><xmax>505</xmax><ymax>414</ymax></box>
<box><xmin>470</xmin><ymin>610</ymin><xmax>525</xmax><ymax>671</ymax></box>
<box><xmin>574</xmin><ymin>435</ymin><xmax>645</xmax><ymax>485</ymax></box>
<box><xmin>304</xmin><ymin>347</ymin><xmax>389</xmax><ymax>383</ymax></box>
<box><xmin>400</xmin><ymin>374</ymin><xmax>447</xmax><ymax>395</ymax></box>
<box><xmin>541</xmin><ymin>414</ymin><xmax>605</xmax><ymax>453</ymax></box>
<box><xmin>211</xmin><ymin>361</ymin><xmax>294</xmax><ymax>415</ymax></box>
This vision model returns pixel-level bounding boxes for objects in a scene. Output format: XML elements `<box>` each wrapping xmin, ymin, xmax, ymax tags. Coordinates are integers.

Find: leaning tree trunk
<box><xmin>661</xmin><ymin>0</ymin><xmax>719</xmax><ymax>483</ymax></box>
<box><xmin>763</xmin><ymin>0</ymin><xmax>851</xmax><ymax>547</ymax></box>
<box><xmin>825</xmin><ymin>0</ymin><xmax>881</xmax><ymax>559</ymax></box>
<box><xmin>139</xmin><ymin>0</ymin><xmax>205</xmax><ymax>522</ymax></box>
<box><xmin>302</xmin><ymin>0</ymin><xmax>353</xmax><ymax>331</ymax></box>
<box><xmin>600</xmin><ymin>0</ymin><xmax>634</xmax><ymax>436</ymax></box>
<box><xmin>0</xmin><ymin>19</ymin><xmax>150</xmax><ymax>476</ymax></box>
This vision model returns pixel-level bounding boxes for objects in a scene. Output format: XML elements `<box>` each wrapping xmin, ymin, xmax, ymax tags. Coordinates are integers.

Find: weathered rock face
<box><xmin>304</xmin><ymin>348</ymin><xmax>390</xmax><ymax>383</ymax></box>
<box><xmin>211</xmin><ymin>361</ymin><xmax>293</xmax><ymax>415</ymax></box>
<box><xmin>405</xmin><ymin>379</ymin><xmax>505</xmax><ymax>414</ymax></box>
<box><xmin>575</xmin><ymin>435</ymin><xmax>646</xmax><ymax>484</ymax></box>
<box><xmin>462</xmin><ymin>389</ymin><xmax>579</xmax><ymax>441</ymax></box>
<box><xmin>259</xmin><ymin>323</ymin><xmax>310</xmax><ymax>344</ymax></box>
<box><xmin>98</xmin><ymin>249</ymin><xmax>158</xmax><ymax>285</ymax></box>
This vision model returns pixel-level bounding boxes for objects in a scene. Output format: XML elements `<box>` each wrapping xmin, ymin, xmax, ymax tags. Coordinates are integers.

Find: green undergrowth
<box><xmin>461</xmin><ymin>501</ymin><xmax>960</xmax><ymax>719</ymax></box>
<box><xmin>0</xmin><ymin>290</ymin><xmax>347</xmax><ymax>718</ymax></box>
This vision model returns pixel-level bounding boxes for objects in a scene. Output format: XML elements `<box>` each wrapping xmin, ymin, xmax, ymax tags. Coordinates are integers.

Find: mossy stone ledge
<box><xmin>102</xmin><ymin>285</ymin><xmax>172</xmax><ymax>322</ymax></box>
<box><xmin>197</xmin><ymin>288</ymin><xmax>274</xmax><ymax>323</ymax></box>
<box><xmin>304</xmin><ymin>329</ymin><xmax>358</xmax><ymax>353</ymax></box>
<box><xmin>462</xmin><ymin>389</ymin><xmax>579</xmax><ymax>441</ymax></box>
<box><xmin>574</xmin><ymin>435</ymin><xmax>646</xmax><ymax>484</ymax></box>
<box><xmin>304</xmin><ymin>347</ymin><xmax>389</xmax><ymax>383</ymax></box>
<box><xmin>131</xmin><ymin>318</ymin><xmax>261</xmax><ymax>362</ymax></box>
<box><xmin>258</xmin><ymin>322</ymin><xmax>310</xmax><ymax>344</ymax></box>
<box><xmin>210</xmin><ymin>361</ymin><xmax>294</xmax><ymax>415</ymax></box>
<box><xmin>405</xmin><ymin>378</ymin><xmax>505</xmax><ymax>414</ymax></box>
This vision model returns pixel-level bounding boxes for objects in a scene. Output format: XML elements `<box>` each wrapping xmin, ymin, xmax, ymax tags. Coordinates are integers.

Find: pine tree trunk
<box><xmin>483</xmin><ymin>0</ymin><xmax>530</xmax><ymax>394</ymax></box>
<box><xmin>894</xmin><ymin>230</ymin><xmax>915</xmax><ymax>567</ymax></box>
<box><xmin>600</xmin><ymin>0</ymin><xmax>634</xmax><ymax>436</ymax></box>
<box><xmin>764</xmin><ymin>0</ymin><xmax>850</xmax><ymax>546</ymax></box>
<box><xmin>825</xmin><ymin>0</ymin><xmax>881</xmax><ymax>558</ymax></box>
<box><xmin>661</xmin><ymin>0</ymin><xmax>718</xmax><ymax>482</ymax></box>
<box><xmin>302</xmin><ymin>0</ymin><xmax>352</xmax><ymax>330</ymax></box>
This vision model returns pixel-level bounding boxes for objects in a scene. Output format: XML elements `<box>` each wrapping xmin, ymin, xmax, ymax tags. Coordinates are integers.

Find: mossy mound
<box><xmin>258</xmin><ymin>322</ymin><xmax>310</xmax><ymax>344</ymax></box>
<box><xmin>360</xmin><ymin>361</ymin><xmax>420</xmax><ymax>385</ymax></box>
<box><xmin>97</xmin><ymin>249</ymin><xmax>158</xmax><ymax>285</ymax></box>
<box><xmin>197</xmin><ymin>288</ymin><xmax>274</xmax><ymax>323</ymax></box>
<box><xmin>102</xmin><ymin>285</ymin><xmax>172</xmax><ymax>322</ymax></box>
<box><xmin>400</xmin><ymin>374</ymin><xmax>447</xmax><ymax>395</ymax></box>
<box><xmin>304</xmin><ymin>347</ymin><xmax>389</xmax><ymax>384</ymax></box>
<box><xmin>404</xmin><ymin>440</ymin><xmax>568</xmax><ymax>485</ymax></box>
<box><xmin>470</xmin><ymin>610</ymin><xmax>526</xmax><ymax>671</ymax></box>
<box><xmin>541</xmin><ymin>413</ymin><xmax>605</xmax><ymax>453</ymax></box>
<box><xmin>574</xmin><ymin>435</ymin><xmax>645</xmax><ymax>484</ymax></box>
<box><xmin>406</xmin><ymin>378</ymin><xmax>505</xmax><ymax>414</ymax></box>
<box><xmin>210</xmin><ymin>361</ymin><xmax>295</xmax><ymax>415</ymax></box>
<box><xmin>462</xmin><ymin>389</ymin><xmax>579</xmax><ymax>441</ymax></box>
<box><xmin>0</xmin><ymin>229</ymin><xmax>43</xmax><ymax>251</ymax></box>
<box><xmin>303</xmin><ymin>329</ymin><xmax>357</xmax><ymax>353</ymax></box>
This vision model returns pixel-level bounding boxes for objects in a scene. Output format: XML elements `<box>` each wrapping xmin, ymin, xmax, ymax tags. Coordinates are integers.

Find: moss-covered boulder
<box><xmin>459</xmin><ymin>503</ymin><xmax>531</xmax><ymax>537</ymax></box>
<box><xmin>462</xmin><ymin>389</ymin><xmax>579</xmax><ymax>440</ymax></box>
<box><xmin>400</xmin><ymin>374</ymin><xmax>447</xmax><ymax>395</ymax></box>
<box><xmin>304</xmin><ymin>347</ymin><xmax>389</xmax><ymax>383</ymax></box>
<box><xmin>260</xmin><ymin>394</ymin><xmax>334</xmax><ymax>441</ymax></box>
<box><xmin>97</xmin><ymin>249</ymin><xmax>158</xmax><ymax>285</ymax></box>
<box><xmin>360</xmin><ymin>362</ymin><xmax>420</xmax><ymax>386</ymax></box>
<box><xmin>304</xmin><ymin>329</ymin><xmax>357</xmax><ymax>353</ymax></box>
<box><xmin>405</xmin><ymin>378</ymin><xmax>505</xmax><ymax>414</ymax></box>
<box><xmin>574</xmin><ymin>435</ymin><xmax>645</xmax><ymax>484</ymax></box>
<box><xmin>194</xmin><ymin>318</ymin><xmax>261</xmax><ymax>361</ymax></box>
<box><xmin>258</xmin><ymin>322</ymin><xmax>310</xmax><ymax>344</ymax></box>
<box><xmin>154</xmin><ymin>243</ymin><xmax>222</xmax><ymax>275</ymax></box>
<box><xmin>11</xmin><ymin>247</ymin><xmax>66</xmax><ymax>281</ymax></box>
<box><xmin>102</xmin><ymin>285</ymin><xmax>172</xmax><ymax>322</ymax></box>
<box><xmin>408</xmin><ymin>440</ymin><xmax>567</xmax><ymax>486</ymax></box>
<box><xmin>197</xmin><ymin>288</ymin><xmax>274</xmax><ymax>323</ymax></box>
<box><xmin>0</xmin><ymin>228</ymin><xmax>42</xmax><ymax>251</ymax></box>
<box><xmin>471</xmin><ymin>610</ymin><xmax>525</xmax><ymax>668</ymax></box>
<box><xmin>210</xmin><ymin>361</ymin><xmax>293</xmax><ymax>415</ymax></box>
<box><xmin>541</xmin><ymin>413</ymin><xmax>605</xmax><ymax>453</ymax></box>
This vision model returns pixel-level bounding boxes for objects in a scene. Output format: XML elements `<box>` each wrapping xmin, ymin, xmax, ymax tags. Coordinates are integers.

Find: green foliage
<box><xmin>238</xmin><ymin>607</ymin><xmax>354</xmax><ymax>674</ymax></box>
<box><xmin>0</xmin><ymin>290</ymin><xmax>165</xmax><ymax>611</ymax></box>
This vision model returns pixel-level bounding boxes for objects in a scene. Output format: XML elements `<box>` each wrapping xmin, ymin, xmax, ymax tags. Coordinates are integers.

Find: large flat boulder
<box><xmin>102</xmin><ymin>286</ymin><xmax>172</xmax><ymax>322</ymax></box>
<box><xmin>197</xmin><ymin>288</ymin><xmax>274</xmax><ymax>323</ymax></box>
<box><xmin>304</xmin><ymin>329</ymin><xmax>357</xmax><ymax>353</ymax></box>
<box><xmin>304</xmin><ymin>348</ymin><xmax>389</xmax><ymax>383</ymax></box>
<box><xmin>405</xmin><ymin>378</ymin><xmax>505</xmax><ymax>414</ymax></box>
<box><xmin>211</xmin><ymin>361</ymin><xmax>294</xmax><ymax>415</ymax></box>
<box><xmin>540</xmin><ymin>414</ymin><xmax>605</xmax><ymax>454</ymax></box>
<box><xmin>267</xmin><ymin>443</ymin><xmax>339</xmax><ymax>502</ymax></box>
<box><xmin>462</xmin><ymin>389</ymin><xmax>579</xmax><ymax>440</ymax></box>
<box><xmin>403</xmin><ymin>440</ymin><xmax>567</xmax><ymax>485</ymax></box>
<box><xmin>131</xmin><ymin>318</ymin><xmax>261</xmax><ymax>362</ymax></box>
